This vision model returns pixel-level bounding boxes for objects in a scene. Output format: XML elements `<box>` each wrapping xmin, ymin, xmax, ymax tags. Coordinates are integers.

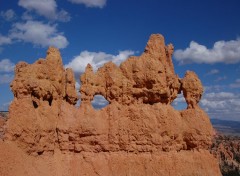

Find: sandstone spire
<box><xmin>80</xmin><ymin>34</ymin><xmax>181</xmax><ymax>105</ymax></box>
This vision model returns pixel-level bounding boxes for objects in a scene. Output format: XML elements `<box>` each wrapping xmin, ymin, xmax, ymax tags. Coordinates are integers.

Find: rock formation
<box><xmin>211</xmin><ymin>135</ymin><xmax>240</xmax><ymax>175</ymax></box>
<box><xmin>0</xmin><ymin>115</ymin><xmax>5</xmax><ymax>140</ymax></box>
<box><xmin>80</xmin><ymin>35</ymin><xmax>180</xmax><ymax>105</ymax></box>
<box><xmin>0</xmin><ymin>34</ymin><xmax>221</xmax><ymax>176</ymax></box>
<box><xmin>181</xmin><ymin>71</ymin><xmax>203</xmax><ymax>109</ymax></box>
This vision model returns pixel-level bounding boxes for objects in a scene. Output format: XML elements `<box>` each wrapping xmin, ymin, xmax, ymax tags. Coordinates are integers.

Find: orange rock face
<box><xmin>80</xmin><ymin>34</ymin><xmax>180</xmax><ymax>105</ymax></box>
<box><xmin>0</xmin><ymin>116</ymin><xmax>5</xmax><ymax>140</ymax></box>
<box><xmin>0</xmin><ymin>34</ymin><xmax>221</xmax><ymax>176</ymax></box>
<box><xmin>181</xmin><ymin>71</ymin><xmax>204</xmax><ymax>109</ymax></box>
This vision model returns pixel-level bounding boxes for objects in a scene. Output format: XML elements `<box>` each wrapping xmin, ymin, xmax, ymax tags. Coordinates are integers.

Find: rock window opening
<box><xmin>91</xmin><ymin>95</ymin><xmax>109</xmax><ymax>110</ymax></box>
<box><xmin>171</xmin><ymin>91</ymin><xmax>187</xmax><ymax>110</ymax></box>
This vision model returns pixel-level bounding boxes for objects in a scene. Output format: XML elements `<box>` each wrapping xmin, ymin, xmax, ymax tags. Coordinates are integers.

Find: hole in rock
<box><xmin>32</xmin><ymin>101</ymin><xmax>38</xmax><ymax>109</ymax></box>
<box><xmin>91</xmin><ymin>95</ymin><xmax>109</xmax><ymax>110</ymax></box>
<box><xmin>48</xmin><ymin>96</ymin><xmax>53</xmax><ymax>106</ymax></box>
<box><xmin>171</xmin><ymin>92</ymin><xmax>187</xmax><ymax>110</ymax></box>
<box><xmin>37</xmin><ymin>151</ymin><xmax>44</xmax><ymax>155</ymax></box>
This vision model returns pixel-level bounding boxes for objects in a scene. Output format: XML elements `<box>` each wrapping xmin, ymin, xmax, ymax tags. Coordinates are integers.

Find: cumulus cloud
<box><xmin>68</xmin><ymin>0</ymin><xmax>107</xmax><ymax>8</ymax></box>
<box><xmin>200</xmin><ymin>92</ymin><xmax>240</xmax><ymax>120</ymax></box>
<box><xmin>21</xmin><ymin>11</ymin><xmax>34</xmax><ymax>20</ymax></box>
<box><xmin>0</xmin><ymin>9</ymin><xmax>16</xmax><ymax>21</ymax></box>
<box><xmin>65</xmin><ymin>50</ymin><xmax>134</xmax><ymax>74</ymax></box>
<box><xmin>10</xmin><ymin>20</ymin><xmax>68</xmax><ymax>48</ymax></box>
<box><xmin>172</xmin><ymin>90</ymin><xmax>240</xmax><ymax>120</ymax></box>
<box><xmin>18</xmin><ymin>0</ymin><xmax>70</xmax><ymax>22</ymax></box>
<box><xmin>174</xmin><ymin>38</ymin><xmax>240</xmax><ymax>64</ymax></box>
<box><xmin>0</xmin><ymin>35</ymin><xmax>12</xmax><ymax>46</ymax></box>
<box><xmin>0</xmin><ymin>59</ymin><xmax>15</xmax><ymax>72</ymax></box>
<box><xmin>0</xmin><ymin>59</ymin><xmax>15</xmax><ymax>84</ymax></box>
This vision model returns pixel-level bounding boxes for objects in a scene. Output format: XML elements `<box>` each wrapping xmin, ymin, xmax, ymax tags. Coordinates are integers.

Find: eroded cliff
<box><xmin>0</xmin><ymin>34</ymin><xmax>221</xmax><ymax>176</ymax></box>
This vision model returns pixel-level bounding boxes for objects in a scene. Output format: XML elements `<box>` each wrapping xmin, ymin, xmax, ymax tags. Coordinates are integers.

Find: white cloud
<box><xmin>171</xmin><ymin>93</ymin><xmax>187</xmax><ymax>110</ymax></box>
<box><xmin>204</xmin><ymin>85</ymin><xmax>226</xmax><ymax>92</ymax></box>
<box><xmin>206</xmin><ymin>69</ymin><xmax>219</xmax><ymax>75</ymax></box>
<box><xmin>200</xmin><ymin>92</ymin><xmax>240</xmax><ymax>120</ymax></box>
<box><xmin>75</xmin><ymin>82</ymin><xmax>80</xmax><ymax>91</ymax></box>
<box><xmin>0</xmin><ymin>9</ymin><xmax>16</xmax><ymax>21</ymax></box>
<box><xmin>18</xmin><ymin>0</ymin><xmax>70</xmax><ymax>22</ymax></box>
<box><xmin>91</xmin><ymin>95</ymin><xmax>109</xmax><ymax>109</ymax></box>
<box><xmin>230</xmin><ymin>79</ymin><xmax>240</xmax><ymax>88</ymax></box>
<box><xmin>0</xmin><ymin>35</ymin><xmax>12</xmax><ymax>46</ymax></box>
<box><xmin>65</xmin><ymin>50</ymin><xmax>134</xmax><ymax>74</ymax></box>
<box><xmin>0</xmin><ymin>59</ymin><xmax>15</xmax><ymax>84</ymax></box>
<box><xmin>0</xmin><ymin>74</ymin><xmax>14</xmax><ymax>84</ymax></box>
<box><xmin>204</xmin><ymin>92</ymin><xmax>235</xmax><ymax>99</ymax></box>
<box><xmin>0</xmin><ymin>59</ymin><xmax>15</xmax><ymax>72</ymax></box>
<box><xmin>174</xmin><ymin>38</ymin><xmax>240</xmax><ymax>64</ymax></box>
<box><xmin>21</xmin><ymin>11</ymin><xmax>34</xmax><ymax>21</ymax></box>
<box><xmin>10</xmin><ymin>20</ymin><xmax>68</xmax><ymax>49</ymax></box>
<box><xmin>57</xmin><ymin>10</ymin><xmax>71</xmax><ymax>22</ymax></box>
<box><xmin>172</xmin><ymin>90</ymin><xmax>240</xmax><ymax>121</ymax></box>
<box><xmin>68</xmin><ymin>0</ymin><xmax>107</xmax><ymax>8</ymax></box>
<box><xmin>171</xmin><ymin>93</ymin><xmax>185</xmax><ymax>106</ymax></box>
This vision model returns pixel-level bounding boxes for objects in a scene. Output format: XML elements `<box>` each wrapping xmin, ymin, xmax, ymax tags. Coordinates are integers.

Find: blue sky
<box><xmin>0</xmin><ymin>0</ymin><xmax>240</xmax><ymax>121</ymax></box>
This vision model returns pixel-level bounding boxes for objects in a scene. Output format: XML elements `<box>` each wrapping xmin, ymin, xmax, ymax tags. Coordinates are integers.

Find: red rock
<box><xmin>211</xmin><ymin>135</ymin><xmax>240</xmax><ymax>175</ymax></box>
<box><xmin>0</xmin><ymin>34</ymin><xmax>221</xmax><ymax>175</ymax></box>
<box><xmin>0</xmin><ymin>116</ymin><xmax>5</xmax><ymax>140</ymax></box>
<box><xmin>181</xmin><ymin>71</ymin><xmax>203</xmax><ymax>109</ymax></box>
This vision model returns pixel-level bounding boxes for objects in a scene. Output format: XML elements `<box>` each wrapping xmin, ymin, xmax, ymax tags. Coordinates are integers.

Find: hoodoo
<box><xmin>0</xmin><ymin>34</ymin><xmax>221</xmax><ymax>176</ymax></box>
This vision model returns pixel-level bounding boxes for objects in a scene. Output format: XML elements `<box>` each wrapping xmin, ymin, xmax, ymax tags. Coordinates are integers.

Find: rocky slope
<box><xmin>0</xmin><ymin>34</ymin><xmax>221</xmax><ymax>176</ymax></box>
<box><xmin>211</xmin><ymin>135</ymin><xmax>240</xmax><ymax>176</ymax></box>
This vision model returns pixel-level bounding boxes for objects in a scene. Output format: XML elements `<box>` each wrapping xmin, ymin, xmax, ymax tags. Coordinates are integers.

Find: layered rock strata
<box><xmin>0</xmin><ymin>34</ymin><xmax>221</xmax><ymax>176</ymax></box>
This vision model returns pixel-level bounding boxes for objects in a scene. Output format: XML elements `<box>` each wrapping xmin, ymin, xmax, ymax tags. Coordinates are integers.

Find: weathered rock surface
<box><xmin>0</xmin><ymin>34</ymin><xmax>221</xmax><ymax>175</ymax></box>
<box><xmin>181</xmin><ymin>71</ymin><xmax>203</xmax><ymax>109</ymax></box>
<box><xmin>11</xmin><ymin>47</ymin><xmax>78</xmax><ymax>105</ymax></box>
<box><xmin>211</xmin><ymin>135</ymin><xmax>240</xmax><ymax>175</ymax></box>
<box><xmin>0</xmin><ymin>142</ymin><xmax>221</xmax><ymax>176</ymax></box>
<box><xmin>0</xmin><ymin>116</ymin><xmax>6</xmax><ymax>140</ymax></box>
<box><xmin>80</xmin><ymin>34</ymin><xmax>180</xmax><ymax>105</ymax></box>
